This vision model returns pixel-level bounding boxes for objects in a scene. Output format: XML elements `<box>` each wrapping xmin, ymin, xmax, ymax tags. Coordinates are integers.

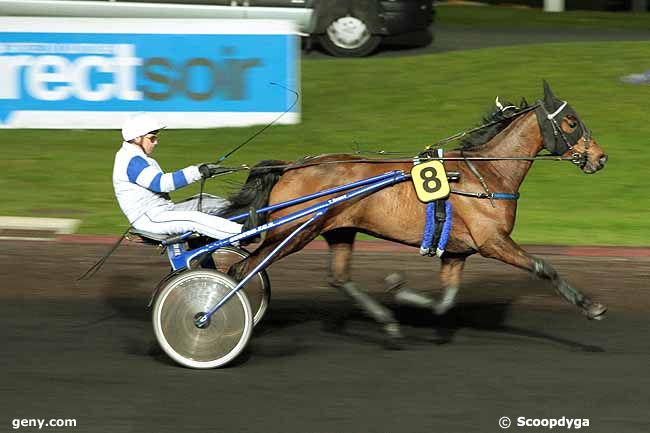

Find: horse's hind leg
<box><xmin>389</xmin><ymin>254</ymin><xmax>466</xmax><ymax>315</ymax></box>
<box><xmin>323</xmin><ymin>229</ymin><xmax>402</xmax><ymax>341</ymax></box>
<box><xmin>324</xmin><ymin>228</ymin><xmax>356</xmax><ymax>287</ymax></box>
<box><xmin>479</xmin><ymin>235</ymin><xmax>607</xmax><ymax>320</ymax></box>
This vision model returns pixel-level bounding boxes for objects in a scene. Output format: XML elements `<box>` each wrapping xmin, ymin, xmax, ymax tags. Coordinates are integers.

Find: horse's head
<box><xmin>536</xmin><ymin>81</ymin><xmax>608</xmax><ymax>174</ymax></box>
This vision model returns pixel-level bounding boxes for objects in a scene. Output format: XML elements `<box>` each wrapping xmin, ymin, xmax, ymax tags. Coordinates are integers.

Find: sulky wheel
<box><xmin>152</xmin><ymin>269</ymin><xmax>253</xmax><ymax>369</ymax></box>
<box><xmin>211</xmin><ymin>246</ymin><xmax>271</xmax><ymax>326</ymax></box>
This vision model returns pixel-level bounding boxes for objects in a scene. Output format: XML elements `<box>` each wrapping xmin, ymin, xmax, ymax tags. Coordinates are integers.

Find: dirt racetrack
<box><xmin>1</xmin><ymin>239</ymin><xmax>649</xmax><ymax>433</ymax></box>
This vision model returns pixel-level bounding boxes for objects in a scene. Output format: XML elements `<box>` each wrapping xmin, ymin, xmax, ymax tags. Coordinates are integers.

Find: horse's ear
<box><xmin>542</xmin><ymin>80</ymin><xmax>556</xmax><ymax>104</ymax></box>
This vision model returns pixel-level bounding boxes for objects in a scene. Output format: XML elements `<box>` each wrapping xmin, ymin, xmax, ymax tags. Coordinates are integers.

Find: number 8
<box><xmin>421</xmin><ymin>167</ymin><xmax>441</xmax><ymax>193</ymax></box>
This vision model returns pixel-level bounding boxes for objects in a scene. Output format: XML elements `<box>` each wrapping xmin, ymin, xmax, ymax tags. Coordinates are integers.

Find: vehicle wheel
<box><xmin>318</xmin><ymin>15</ymin><xmax>381</xmax><ymax>57</ymax></box>
<box><xmin>211</xmin><ymin>246</ymin><xmax>271</xmax><ymax>326</ymax></box>
<box><xmin>152</xmin><ymin>269</ymin><xmax>253</xmax><ymax>369</ymax></box>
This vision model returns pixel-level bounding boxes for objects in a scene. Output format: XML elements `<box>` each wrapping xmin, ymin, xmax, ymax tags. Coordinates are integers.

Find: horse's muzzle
<box><xmin>583</xmin><ymin>154</ymin><xmax>608</xmax><ymax>174</ymax></box>
<box><xmin>599</xmin><ymin>154</ymin><xmax>609</xmax><ymax>167</ymax></box>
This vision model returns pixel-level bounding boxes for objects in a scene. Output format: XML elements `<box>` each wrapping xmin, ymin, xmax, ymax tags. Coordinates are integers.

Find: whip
<box><xmin>215</xmin><ymin>82</ymin><xmax>299</xmax><ymax>164</ymax></box>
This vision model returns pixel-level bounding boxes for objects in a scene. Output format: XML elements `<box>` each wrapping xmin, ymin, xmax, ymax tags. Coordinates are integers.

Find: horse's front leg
<box><xmin>479</xmin><ymin>235</ymin><xmax>607</xmax><ymax>320</ymax></box>
<box><xmin>433</xmin><ymin>255</ymin><xmax>467</xmax><ymax>315</ymax></box>
<box><xmin>323</xmin><ymin>229</ymin><xmax>402</xmax><ymax>342</ymax></box>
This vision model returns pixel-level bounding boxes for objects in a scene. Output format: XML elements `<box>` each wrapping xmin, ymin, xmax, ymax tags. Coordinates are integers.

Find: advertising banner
<box><xmin>0</xmin><ymin>17</ymin><xmax>300</xmax><ymax>128</ymax></box>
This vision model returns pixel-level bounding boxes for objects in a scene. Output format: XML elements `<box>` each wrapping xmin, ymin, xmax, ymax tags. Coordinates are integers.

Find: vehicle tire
<box><xmin>211</xmin><ymin>246</ymin><xmax>271</xmax><ymax>326</ymax></box>
<box><xmin>152</xmin><ymin>269</ymin><xmax>253</xmax><ymax>369</ymax></box>
<box><xmin>318</xmin><ymin>15</ymin><xmax>381</xmax><ymax>57</ymax></box>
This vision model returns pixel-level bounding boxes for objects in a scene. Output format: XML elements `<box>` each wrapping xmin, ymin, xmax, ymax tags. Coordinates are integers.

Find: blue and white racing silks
<box><xmin>112</xmin><ymin>142</ymin><xmax>202</xmax><ymax>224</ymax></box>
<box><xmin>112</xmin><ymin>141</ymin><xmax>243</xmax><ymax>240</ymax></box>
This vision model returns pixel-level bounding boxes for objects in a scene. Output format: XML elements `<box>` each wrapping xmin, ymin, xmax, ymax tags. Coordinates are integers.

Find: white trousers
<box><xmin>132</xmin><ymin>194</ymin><xmax>242</xmax><ymax>240</ymax></box>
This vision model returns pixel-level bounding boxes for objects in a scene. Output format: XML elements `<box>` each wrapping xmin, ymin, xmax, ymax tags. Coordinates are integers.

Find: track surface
<box><xmin>1</xmin><ymin>240</ymin><xmax>649</xmax><ymax>433</ymax></box>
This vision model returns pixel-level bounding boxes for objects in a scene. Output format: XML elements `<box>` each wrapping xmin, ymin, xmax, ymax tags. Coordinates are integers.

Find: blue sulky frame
<box><xmin>160</xmin><ymin>170</ymin><xmax>411</xmax><ymax>327</ymax></box>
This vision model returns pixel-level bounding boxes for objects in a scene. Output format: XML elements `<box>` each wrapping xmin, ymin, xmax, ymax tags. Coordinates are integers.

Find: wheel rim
<box><xmin>154</xmin><ymin>270</ymin><xmax>252</xmax><ymax>368</ymax></box>
<box><xmin>211</xmin><ymin>247</ymin><xmax>270</xmax><ymax>326</ymax></box>
<box><xmin>326</xmin><ymin>16</ymin><xmax>371</xmax><ymax>50</ymax></box>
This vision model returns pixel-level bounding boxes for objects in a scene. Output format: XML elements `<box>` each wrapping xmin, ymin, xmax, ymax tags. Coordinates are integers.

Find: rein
<box><xmin>208</xmin><ymin>97</ymin><xmax>591</xmax><ymax>205</ymax></box>
<box><xmin>235</xmin><ymin>102</ymin><xmax>584</xmax><ymax>172</ymax></box>
<box><xmin>214</xmin><ymin>96</ymin><xmax>591</xmax><ymax>175</ymax></box>
<box><xmin>231</xmin><ymin>154</ymin><xmax>578</xmax><ymax>173</ymax></box>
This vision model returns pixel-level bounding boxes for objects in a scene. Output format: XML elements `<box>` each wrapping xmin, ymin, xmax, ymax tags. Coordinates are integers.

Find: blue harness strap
<box><xmin>492</xmin><ymin>192</ymin><xmax>520</xmax><ymax>200</ymax></box>
<box><xmin>420</xmin><ymin>200</ymin><xmax>453</xmax><ymax>258</ymax></box>
<box><xmin>419</xmin><ymin>202</ymin><xmax>437</xmax><ymax>256</ymax></box>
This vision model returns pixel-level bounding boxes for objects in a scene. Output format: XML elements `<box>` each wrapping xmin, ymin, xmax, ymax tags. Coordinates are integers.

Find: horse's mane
<box><xmin>460</xmin><ymin>98</ymin><xmax>530</xmax><ymax>150</ymax></box>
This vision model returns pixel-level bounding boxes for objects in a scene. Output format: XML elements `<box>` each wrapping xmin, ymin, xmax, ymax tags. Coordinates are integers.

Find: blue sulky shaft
<box><xmin>227</xmin><ymin>170</ymin><xmax>404</xmax><ymax>222</ymax></box>
<box><xmin>163</xmin><ymin>171</ymin><xmax>403</xmax><ymax>248</ymax></box>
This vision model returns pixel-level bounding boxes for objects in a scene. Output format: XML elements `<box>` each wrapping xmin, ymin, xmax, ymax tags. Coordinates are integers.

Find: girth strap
<box><xmin>461</xmin><ymin>149</ymin><xmax>496</xmax><ymax>207</ymax></box>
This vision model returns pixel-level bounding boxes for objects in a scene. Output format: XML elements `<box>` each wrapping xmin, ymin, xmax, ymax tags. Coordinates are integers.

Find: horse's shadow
<box><xmin>253</xmin><ymin>296</ymin><xmax>604</xmax><ymax>354</ymax></box>
<box><xmin>91</xmin><ymin>273</ymin><xmax>165</xmax><ymax>361</ymax></box>
<box><xmin>391</xmin><ymin>301</ymin><xmax>604</xmax><ymax>352</ymax></box>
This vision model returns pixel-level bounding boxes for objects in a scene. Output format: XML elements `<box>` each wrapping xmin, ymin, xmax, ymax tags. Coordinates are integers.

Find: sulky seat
<box><xmin>127</xmin><ymin>229</ymin><xmax>201</xmax><ymax>246</ymax></box>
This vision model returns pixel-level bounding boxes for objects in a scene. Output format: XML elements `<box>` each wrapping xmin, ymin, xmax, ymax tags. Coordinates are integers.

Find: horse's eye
<box><xmin>567</xmin><ymin>119</ymin><xmax>577</xmax><ymax>129</ymax></box>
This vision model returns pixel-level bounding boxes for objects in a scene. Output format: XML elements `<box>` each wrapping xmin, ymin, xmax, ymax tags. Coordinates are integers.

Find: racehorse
<box><xmin>224</xmin><ymin>81</ymin><xmax>609</xmax><ymax>340</ymax></box>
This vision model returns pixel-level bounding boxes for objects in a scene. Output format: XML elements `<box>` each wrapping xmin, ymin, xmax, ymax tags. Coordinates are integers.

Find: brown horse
<box><xmin>225</xmin><ymin>82</ymin><xmax>608</xmax><ymax>339</ymax></box>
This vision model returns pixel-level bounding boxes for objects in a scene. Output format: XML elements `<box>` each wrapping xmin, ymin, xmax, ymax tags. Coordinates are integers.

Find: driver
<box><xmin>112</xmin><ymin>112</ymin><xmax>254</xmax><ymax>240</ymax></box>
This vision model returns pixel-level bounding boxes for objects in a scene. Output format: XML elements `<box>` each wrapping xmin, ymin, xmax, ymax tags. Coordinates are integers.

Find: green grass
<box><xmin>2</xmin><ymin>41</ymin><xmax>649</xmax><ymax>245</ymax></box>
<box><xmin>437</xmin><ymin>3</ymin><xmax>650</xmax><ymax>30</ymax></box>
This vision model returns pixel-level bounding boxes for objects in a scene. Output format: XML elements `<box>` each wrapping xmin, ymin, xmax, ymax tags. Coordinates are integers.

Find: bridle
<box><xmin>536</xmin><ymin>99</ymin><xmax>592</xmax><ymax>169</ymax></box>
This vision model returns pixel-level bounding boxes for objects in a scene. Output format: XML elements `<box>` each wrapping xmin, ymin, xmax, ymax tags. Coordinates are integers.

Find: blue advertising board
<box><xmin>0</xmin><ymin>18</ymin><xmax>300</xmax><ymax>128</ymax></box>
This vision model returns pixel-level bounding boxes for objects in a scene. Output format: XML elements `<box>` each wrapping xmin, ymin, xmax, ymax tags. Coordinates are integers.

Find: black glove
<box><xmin>198</xmin><ymin>163</ymin><xmax>226</xmax><ymax>179</ymax></box>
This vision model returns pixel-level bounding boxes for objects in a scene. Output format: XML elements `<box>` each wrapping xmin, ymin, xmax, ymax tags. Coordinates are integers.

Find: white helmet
<box><xmin>121</xmin><ymin>113</ymin><xmax>166</xmax><ymax>141</ymax></box>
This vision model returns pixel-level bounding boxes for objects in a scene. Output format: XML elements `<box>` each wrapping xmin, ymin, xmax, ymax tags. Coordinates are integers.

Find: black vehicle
<box><xmin>301</xmin><ymin>0</ymin><xmax>434</xmax><ymax>56</ymax></box>
<box><xmin>1</xmin><ymin>0</ymin><xmax>435</xmax><ymax>57</ymax></box>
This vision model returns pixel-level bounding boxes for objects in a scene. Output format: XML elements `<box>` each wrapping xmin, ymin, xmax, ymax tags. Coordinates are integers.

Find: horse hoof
<box><xmin>585</xmin><ymin>303</ymin><xmax>607</xmax><ymax>321</ymax></box>
<box><xmin>384</xmin><ymin>272</ymin><xmax>407</xmax><ymax>292</ymax></box>
<box><xmin>394</xmin><ymin>288</ymin><xmax>433</xmax><ymax>309</ymax></box>
<box><xmin>384</xmin><ymin>322</ymin><xmax>403</xmax><ymax>339</ymax></box>
<box><xmin>383</xmin><ymin>323</ymin><xmax>404</xmax><ymax>350</ymax></box>
<box><xmin>433</xmin><ymin>302</ymin><xmax>452</xmax><ymax>316</ymax></box>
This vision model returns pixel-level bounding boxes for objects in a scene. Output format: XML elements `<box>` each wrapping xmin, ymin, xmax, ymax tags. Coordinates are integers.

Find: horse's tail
<box><xmin>220</xmin><ymin>160</ymin><xmax>286</xmax><ymax>220</ymax></box>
